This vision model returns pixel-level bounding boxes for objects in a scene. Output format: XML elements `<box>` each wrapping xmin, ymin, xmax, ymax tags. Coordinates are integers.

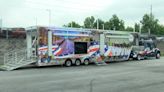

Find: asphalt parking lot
<box><xmin>0</xmin><ymin>57</ymin><xmax>164</xmax><ymax>92</ymax></box>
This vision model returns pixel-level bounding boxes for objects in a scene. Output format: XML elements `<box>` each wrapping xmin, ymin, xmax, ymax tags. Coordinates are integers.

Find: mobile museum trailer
<box><xmin>0</xmin><ymin>26</ymin><xmax>134</xmax><ymax>70</ymax></box>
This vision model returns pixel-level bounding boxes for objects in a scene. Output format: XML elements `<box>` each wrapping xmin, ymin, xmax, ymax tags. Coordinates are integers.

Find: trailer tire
<box><xmin>65</xmin><ymin>59</ymin><xmax>72</xmax><ymax>67</ymax></box>
<box><xmin>75</xmin><ymin>59</ymin><xmax>81</xmax><ymax>66</ymax></box>
<box><xmin>84</xmin><ymin>59</ymin><xmax>89</xmax><ymax>65</ymax></box>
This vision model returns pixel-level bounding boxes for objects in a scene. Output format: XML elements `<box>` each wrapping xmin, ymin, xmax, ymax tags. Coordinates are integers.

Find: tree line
<box><xmin>64</xmin><ymin>14</ymin><xmax>164</xmax><ymax>35</ymax></box>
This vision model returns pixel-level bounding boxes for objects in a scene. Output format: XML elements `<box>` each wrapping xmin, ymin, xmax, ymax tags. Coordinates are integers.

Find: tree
<box><xmin>156</xmin><ymin>24</ymin><xmax>164</xmax><ymax>35</ymax></box>
<box><xmin>119</xmin><ymin>20</ymin><xmax>125</xmax><ymax>31</ymax></box>
<box><xmin>63</xmin><ymin>14</ymin><xmax>164</xmax><ymax>35</ymax></box>
<box><xmin>140</xmin><ymin>14</ymin><xmax>159</xmax><ymax>34</ymax></box>
<box><xmin>108</xmin><ymin>14</ymin><xmax>125</xmax><ymax>31</ymax></box>
<box><xmin>104</xmin><ymin>21</ymin><xmax>110</xmax><ymax>30</ymax></box>
<box><xmin>64</xmin><ymin>21</ymin><xmax>81</xmax><ymax>28</ymax></box>
<box><xmin>126</xmin><ymin>26</ymin><xmax>134</xmax><ymax>32</ymax></box>
<box><xmin>84</xmin><ymin>16</ymin><xmax>95</xmax><ymax>28</ymax></box>
<box><xmin>134</xmin><ymin>23</ymin><xmax>140</xmax><ymax>32</ymax></box>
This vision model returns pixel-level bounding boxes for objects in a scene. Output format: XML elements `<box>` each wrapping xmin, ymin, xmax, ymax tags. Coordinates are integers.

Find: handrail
<box><xmin>3</xmin><ymin>48</ymin><xmax>37</xmax><ymax>65</ymax></box>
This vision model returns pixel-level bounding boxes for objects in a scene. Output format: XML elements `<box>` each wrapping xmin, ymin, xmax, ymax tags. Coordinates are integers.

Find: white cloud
<box><xmin>0</xmin><ymin>0</ymin><xmax>164</xmax><ymax>27</ymax></box>
<box><xmin>25</xmin><ymin>0</ymin><xmax>112</xmax><ymax>12</ymax></box>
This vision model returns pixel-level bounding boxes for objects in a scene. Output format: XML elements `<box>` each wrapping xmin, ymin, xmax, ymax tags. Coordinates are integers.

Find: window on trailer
<box><xmin>74</xmin><ymin>42</ymin><xmax>88</xmax><ymax>54</ymax></box>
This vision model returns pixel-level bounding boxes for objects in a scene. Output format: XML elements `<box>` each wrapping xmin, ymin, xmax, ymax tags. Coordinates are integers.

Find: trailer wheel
<box><xmin>65</xmin><ymin>59</ymin><xmax>72</xmax><ymax>67</ymax></box>
<box><xmin>84</xmin><ymin>59</ymin><xmax>89</xmax><ymax>65</ymax></box>
<box><xmin>75</xmin><ymin>59</ymin><xmax>81</xmax><ymax>66</ymax></box>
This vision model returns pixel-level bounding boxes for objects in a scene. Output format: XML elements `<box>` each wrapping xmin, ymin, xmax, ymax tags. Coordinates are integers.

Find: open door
<box><xmin>26</xmin><ymin>28</ymin><xmax>38</xmax><ymax>58</ymax></box>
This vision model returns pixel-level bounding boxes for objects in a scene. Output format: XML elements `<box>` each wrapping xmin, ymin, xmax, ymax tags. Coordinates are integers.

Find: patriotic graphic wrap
<box><xmin>38</xmin><ymin>28</ymin><xmax>92</xmax><ymax>64</ymax></box>
<box><xmin>37</xmin><ymin>27</ymin><xmax>132</xmax><ymax>65</ymax></box>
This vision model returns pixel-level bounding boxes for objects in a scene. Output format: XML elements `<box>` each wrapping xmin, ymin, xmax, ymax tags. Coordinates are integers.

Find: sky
<box><xmin>0</xmin><ymin>0</ymin><xmax>164</xmax><ymax>28</ymax></box>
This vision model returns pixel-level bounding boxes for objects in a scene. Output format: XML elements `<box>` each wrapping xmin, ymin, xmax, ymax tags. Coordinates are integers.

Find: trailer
<box><xmin>0</xmin><ymin>26</ymin><xmax>134</xmax><ymax>70</ymax></box>
<box><xmin>31</xmin><ymin>27</ymin><xmax>134</xmax><ymax>66</ymax></box>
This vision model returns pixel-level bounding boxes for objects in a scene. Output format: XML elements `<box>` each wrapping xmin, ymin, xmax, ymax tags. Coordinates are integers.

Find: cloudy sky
<box><xmin>0</xmin><ymin>0</ymin><xmax>164</xmax><ymax>27</ymax></box>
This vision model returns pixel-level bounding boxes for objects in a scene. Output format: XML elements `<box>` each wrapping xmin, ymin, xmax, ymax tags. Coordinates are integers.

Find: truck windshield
<box><xmin>144</xmin><ymin>42</ymin><xmax>156</xmax><ymax>50</ymax></box>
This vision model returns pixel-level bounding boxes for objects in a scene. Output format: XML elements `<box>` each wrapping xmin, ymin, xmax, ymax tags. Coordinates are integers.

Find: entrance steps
<box><xmin>0</xmin><ymin>49</ymin><xmax>37</xmax><ymax>71</ymax></box>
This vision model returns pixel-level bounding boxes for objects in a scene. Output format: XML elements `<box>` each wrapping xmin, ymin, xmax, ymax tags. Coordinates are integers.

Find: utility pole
<box><xmin>97</xmin><ymin>19</ymin><xmax>99</xmax><ymax>30</ymax></box>
<box><xmin>148</xmin><ymin>29</ymin><xmax>151</xmax><ymax>36</ymax></box>
<box><xmin>139</xmin><ymin>24</ymin><xmax>141</xmax><ymax>34</ymax></box>
<box><xmin>150</xmin><ymin>5</ymin><xmax>153</xmax><ymax>18</ymax></box>
<box><xmin>134</xmin><ymin>24</ymin><xmax>135</xmax><ymax>32</ymax></box>
<box><xmin>102</xmin><ymin>24</ymin><xmax>104</xmax><ymax>30</ymax></box>
<box><xmin>149</xmin><ymin>4</ymin><xmax>153</xmax><ymax>35</ymax></box>
<box><xmin>6</xmin><ymin>29</ymin><xmax>8</xmax><ymax>39</ymax></box>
